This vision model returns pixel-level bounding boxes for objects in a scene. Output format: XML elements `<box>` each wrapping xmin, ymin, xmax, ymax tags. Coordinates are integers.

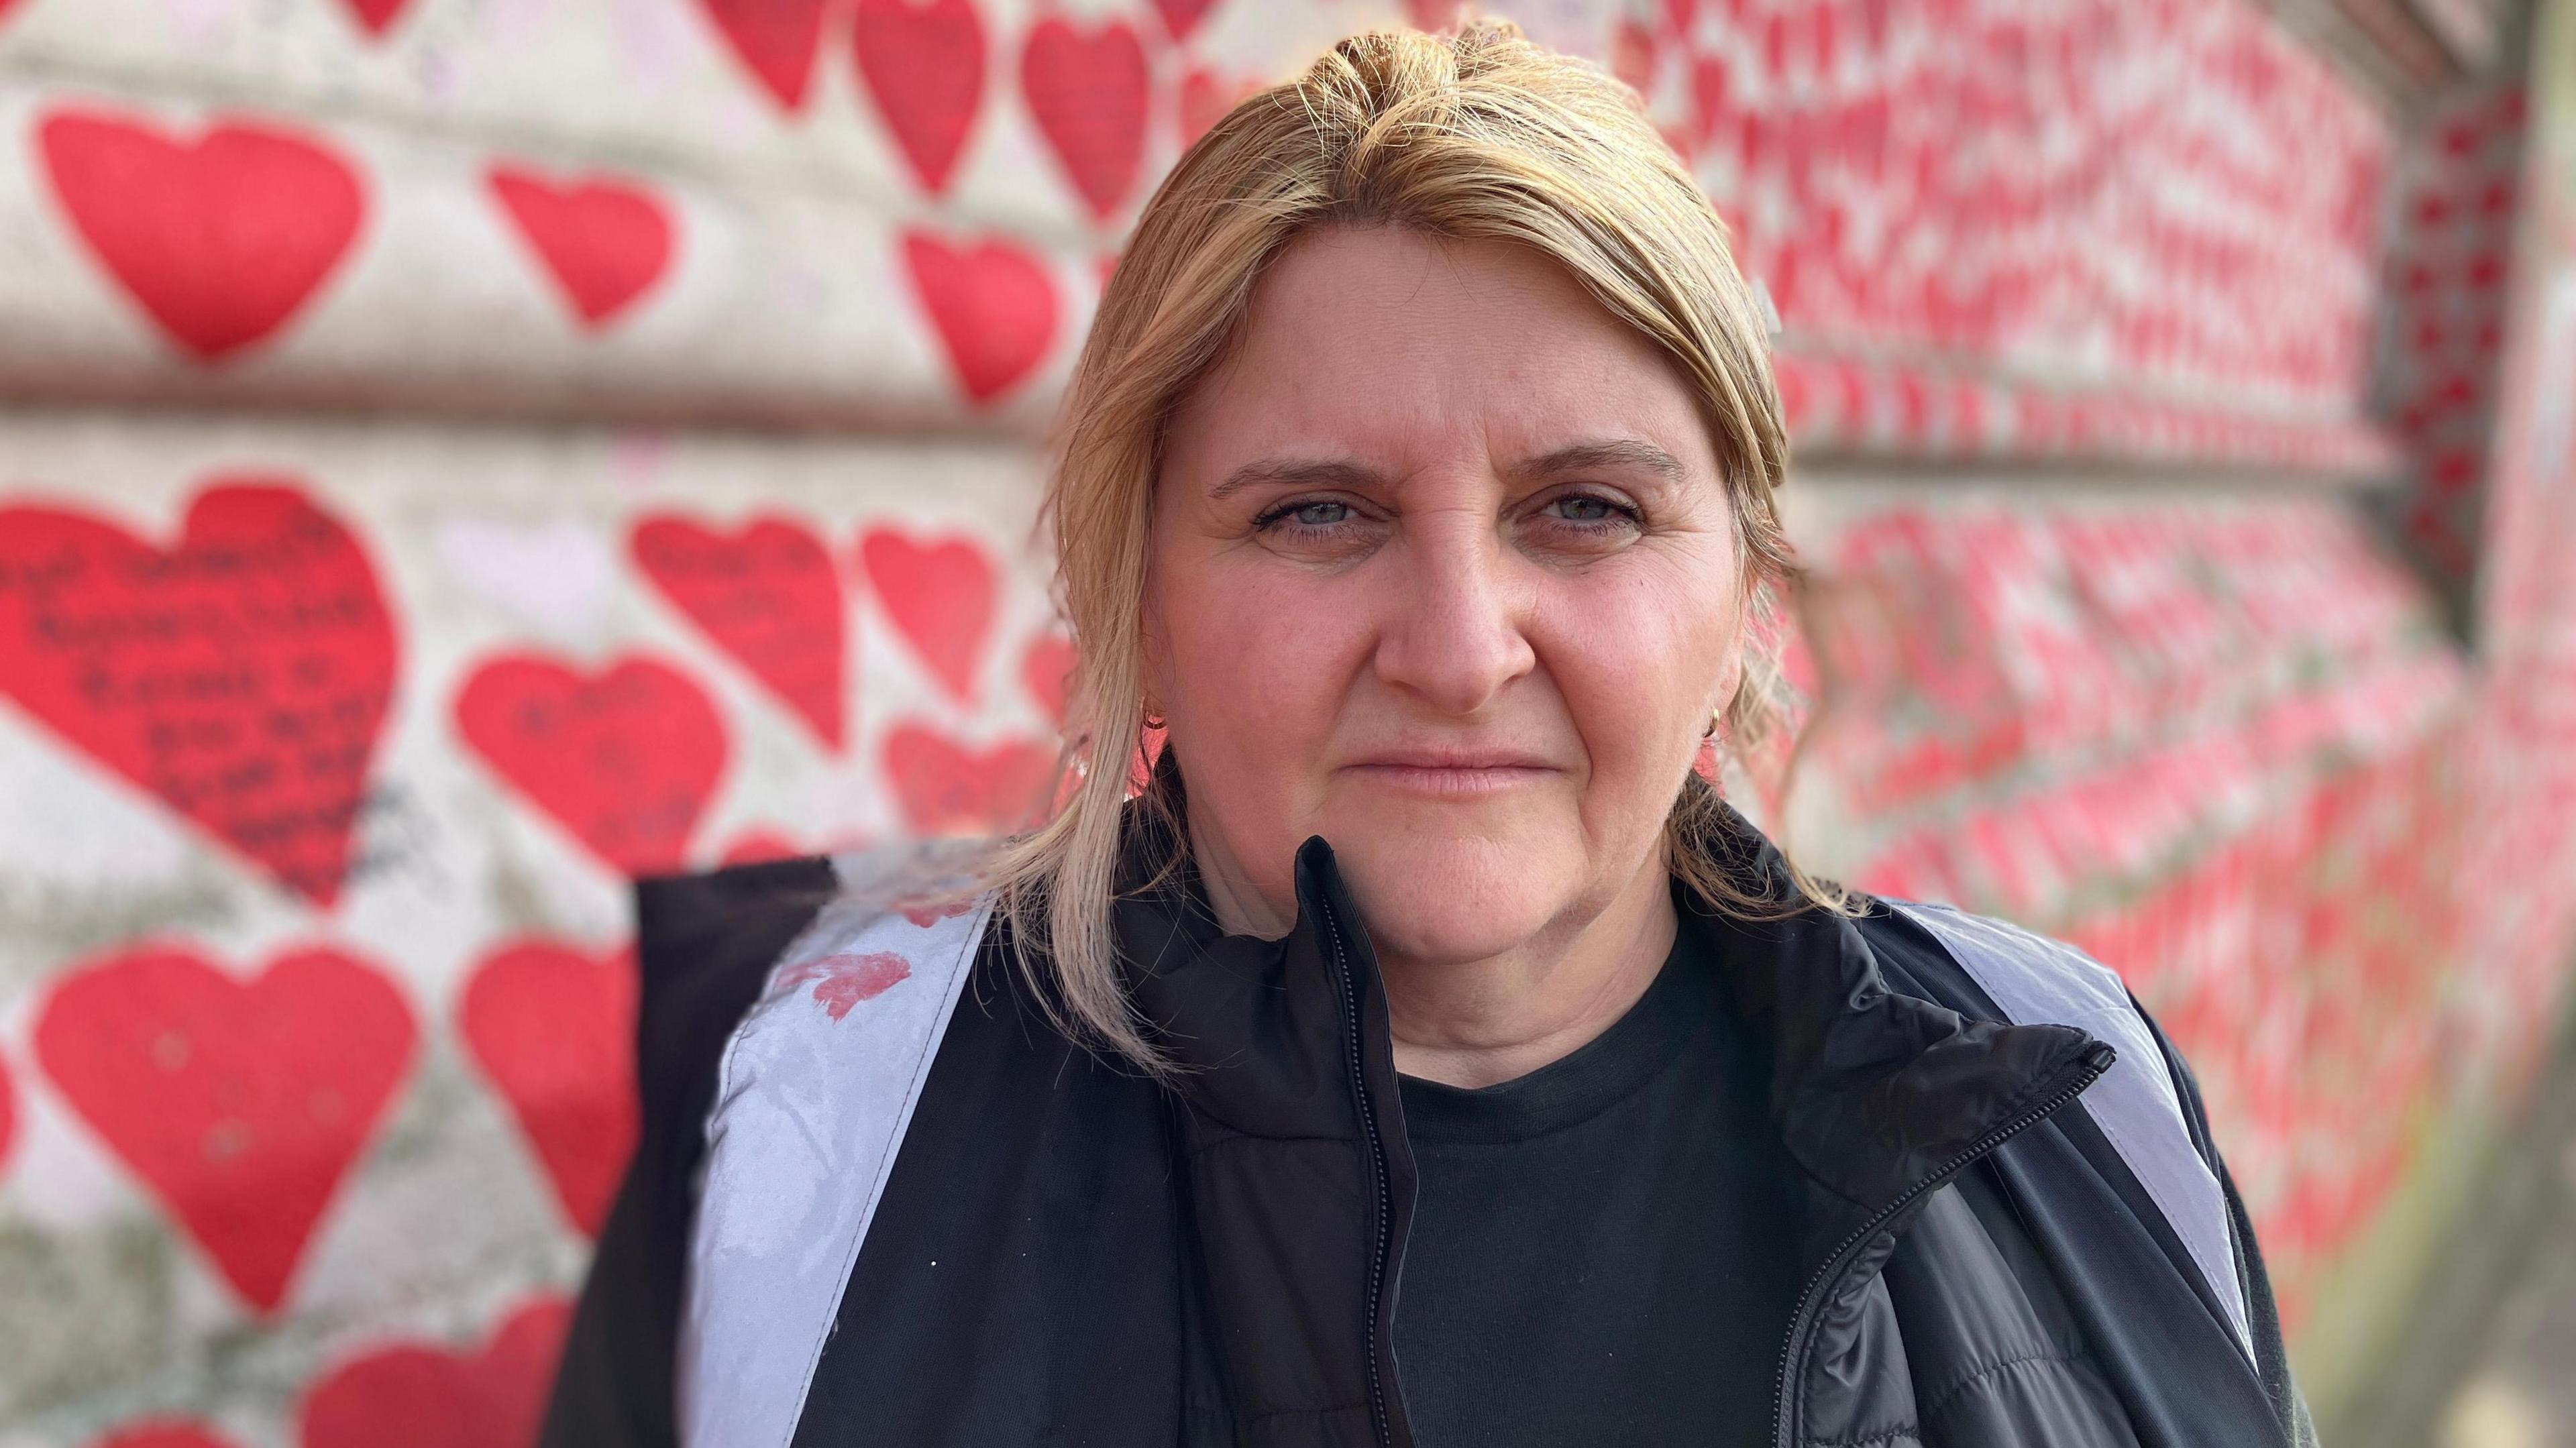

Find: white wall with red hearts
<box><xmin>0</xmin><ymin>414</ymin><xmax>1069</xmax><ymax>1445</ymax></box>
<box><xmin>0</xmin><ymin>0</ymin><xmax>2541</xmax><ymax>1443</ymax></box>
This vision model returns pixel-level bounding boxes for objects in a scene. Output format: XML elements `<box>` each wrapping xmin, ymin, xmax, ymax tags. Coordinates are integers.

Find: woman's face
<box><xmin>1146</xmin><ymin>225</ymin><xmax>1747</xmax><ymax>962</ymax></box>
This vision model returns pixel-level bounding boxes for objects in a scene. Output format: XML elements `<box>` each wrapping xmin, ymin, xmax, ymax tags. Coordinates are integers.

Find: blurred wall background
<box><xmin>0</xmin><ymin>0</ymin><xmax>2560</xmax><ymax>1444</ymax></box>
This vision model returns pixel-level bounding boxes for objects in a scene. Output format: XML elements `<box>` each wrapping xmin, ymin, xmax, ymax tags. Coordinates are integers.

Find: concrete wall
<box><xmin>0</xmin><ymin>0</ymin><xmax>2559</xmax><ymax>1443</ymax></box>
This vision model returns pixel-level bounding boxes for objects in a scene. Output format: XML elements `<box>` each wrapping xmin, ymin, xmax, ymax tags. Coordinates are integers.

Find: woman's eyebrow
<box><xmin>1513</xmin><ymin>438</ymin><xmax>1686</xmax><ymax>483</ymax></box>
<box><xmin>1205</xmin><ymin>438</ymin><xmax>1682</xmax><ymax>501</ymax></box>
<box><xmin>1208</xmin><ymin>457</ymin><xmax>1383</xmax><ymax>500</ymax></box>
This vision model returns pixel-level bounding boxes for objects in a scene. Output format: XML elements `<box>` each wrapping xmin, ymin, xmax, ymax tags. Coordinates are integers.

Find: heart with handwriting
<box><xmin>38</xmin><ymin>108</ymin><xmax>364</xmax><ymax>362</ymax></box>
<box><xmin>35</xmin><ymin>944</ymin><xmax>416</xmax><ymax>1313</ymax></box>
<box><xmin>0</xmin><ymin>482</ymin><xmax>396</xmax><ymax>907</ymax></box>
<box><xmin>454</xmin><ymin>653</ymin><xmax>729</xmax><ymax>877</ymax></box>
<box><xmin>633</xmin><ymin>514</ymin><xmax>847</xmax><ymax>748</ymax></box>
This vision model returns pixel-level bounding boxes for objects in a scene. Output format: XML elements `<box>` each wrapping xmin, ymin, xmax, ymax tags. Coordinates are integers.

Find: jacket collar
<box><xmin>1105</xmin><ymin>787</ymin><xmax>2100</xmax><ymax>1214</ymax></box>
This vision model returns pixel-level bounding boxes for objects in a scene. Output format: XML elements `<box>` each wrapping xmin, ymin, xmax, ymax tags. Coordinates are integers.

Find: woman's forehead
<box><xmin>1172</xmin><ymin>228</ymin><xmax>1713</xmax><ymax>479</ymax></box>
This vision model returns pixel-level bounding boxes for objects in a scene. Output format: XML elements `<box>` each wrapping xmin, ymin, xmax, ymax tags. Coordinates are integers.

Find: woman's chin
<box><xmin>1327</xmin><ymin>837</ymin><xmax>1577</xmax><ymax>966</ymax></box>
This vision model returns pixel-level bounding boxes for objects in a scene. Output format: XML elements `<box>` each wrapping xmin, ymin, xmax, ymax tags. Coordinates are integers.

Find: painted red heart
<box><xmin>37</xmin><ymin>108</ymin><xmax>364</xmax><ymax>362</ymax></box>
<box><xmin>460</xmin><ymin>940</ymin><xmax>637</xmax><ymax>1237</ymax></box>
<box><xmin>89</xmin><ymin>1423</ymin><xmax>244</xmax><ymax>1448</ymax></box>
<box><xmin>693</xmin><ymin>0</ymin><xmax>828</xmax><ymax>113</ymax></box>
<box><xmin>631</xmin><ymin>514</ymin><xmax>846</xmax><ymax>748</ymax></box>
<box><xmin>1020</xmin><ymin>15</ymin><xmax>1149</xmax><ymax>223</ymax></box>
<box><xmin>0</xmin><ymin>1051</ymin><xmax>14</xmax><ymax>1180</ymax></box>
<box><xmin>0</xmin><ymin>482</ymin><xmax>396</xmax><ymax>907</ymax></box>
<box><xmin>34</xmin><ymin>944</ymin><xmax>415</xmax><ymax>1313</ymax></box>
<box><xmin>338</xmin><ymin>0</ymin><xmax>411</xmax><ymax>36</ymax></box>
<box><xmin>1018</xmin><ymin>632</ymin><xmax>1076</xmax><ymax>727</ymax></box>
<box><xmin>300</xmin><ymin>1296</ymin><xmax>572</xmax><ymax>1448</ymax></box>
<box><xmin>857</xmin><ymin>527</ymin><xmax>997</xmax><ymax>702</ymax></box>
<box><xmin>486</xmin><ymin>165</ymin><xmax>675</xmax><ymax>329</ymax></box>
<box><xmin>1177</xmin><ymin>66</ymin><xmax>1260</xmax><ymax>149</ymax></box>
<box><xmin>454</xmin><ymin>653</ymin><xmax>729</xmax><ymax>877</ymax></box>
<box><xmin>853</xmin><ymin>0</ymin><xmax>986</xmax><ymax>196</ymax></box>
<box><xmin>883</xmin><ymin>723</ymin><xmax>1057</xmax><ymax>835</ymax></box>
<box><xmin>777</xmin><ymin>950</ymin><xmax>912</xmax><ymax>1019</ymax></box>
<box><xmin>1150</xmin><ymin>0</ymin><xmax>1221</xmax><ymax>40</ymax></box>
<box><xmin>898</xmin><ymin>229</ymin><xmax>1059</xmax><ymax>404</ymax></box>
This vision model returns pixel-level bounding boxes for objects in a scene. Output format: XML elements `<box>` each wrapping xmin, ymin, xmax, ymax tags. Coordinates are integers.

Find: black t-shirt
<box><xmin>1391</xmin><ymin>907</ymin><xmax>1805</xmax><ymax>1448</ymax></box>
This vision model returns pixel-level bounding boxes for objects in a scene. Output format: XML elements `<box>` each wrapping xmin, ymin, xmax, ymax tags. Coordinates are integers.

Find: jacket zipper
<box><xmin>1768</xmin><ymin>1040</ymin><xmax>2116</xmax><ymax>1448</ymax></box>
<box><xmin>1321</xmin><ymin>899</ymin><xmax>1398</xmax><ymax>1448</ymax></box>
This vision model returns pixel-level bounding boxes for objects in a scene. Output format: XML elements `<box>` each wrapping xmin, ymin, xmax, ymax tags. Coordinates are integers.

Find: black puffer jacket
<box><xmin>543</xmin><ymin>801</ymin><xmax>2314</xmax><ymax>1448</ymax></box>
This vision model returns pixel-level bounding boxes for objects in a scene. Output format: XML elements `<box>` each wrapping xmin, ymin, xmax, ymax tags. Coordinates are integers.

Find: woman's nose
<box><xmin>1371</xmin><ymin>510</ymin><xmax>1538</xmax><ymax>717</ymax></box>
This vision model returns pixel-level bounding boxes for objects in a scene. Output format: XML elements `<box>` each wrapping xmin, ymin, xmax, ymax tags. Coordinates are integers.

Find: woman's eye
<box><xmin>1543</xmin><ymin>493</ymin><xmax>1635</xmax><ymax>526</ymax></box>
<box><xmin>1262</xmin><ymin>500</ymin><xmax>1355</xmax><ymax>529</ymax></box>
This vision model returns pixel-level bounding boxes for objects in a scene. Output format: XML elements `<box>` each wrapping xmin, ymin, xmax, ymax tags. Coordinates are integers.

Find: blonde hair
<box><xmin>983</xmin><ymin>15</ymin><xmax>1856</xmax><ymax>1074</ymax></box>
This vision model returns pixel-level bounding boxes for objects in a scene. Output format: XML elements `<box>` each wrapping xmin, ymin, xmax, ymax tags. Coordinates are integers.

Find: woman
<box><xmin>544</xmin><ymin>19</ymin><xmax>2313</xmax><ymax>1448</ymax></box>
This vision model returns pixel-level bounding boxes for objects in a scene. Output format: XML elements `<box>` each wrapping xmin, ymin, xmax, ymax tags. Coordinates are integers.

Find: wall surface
<box><xmin>0</xmin><ymin>0</ymin><xmax>2561</xmax><ymax>1445</ymax></box>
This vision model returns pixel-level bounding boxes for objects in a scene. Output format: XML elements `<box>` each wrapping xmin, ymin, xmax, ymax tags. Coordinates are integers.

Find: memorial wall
<box><xmin>0</xmin><ymin>0</ymin><xmax>2556</xmax><ymax>1441</ymax></box>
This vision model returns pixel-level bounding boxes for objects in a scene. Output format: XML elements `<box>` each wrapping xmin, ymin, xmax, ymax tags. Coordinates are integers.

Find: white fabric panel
<box><xmin>1890</xmin><ymin>898</ymin><xmax>2256</xmax><ymax>1358</ymax></box>
<box><xmin>679</xmin><ymin>881</ymin><xmax>997</xmax><ymax>1448</ymax></box>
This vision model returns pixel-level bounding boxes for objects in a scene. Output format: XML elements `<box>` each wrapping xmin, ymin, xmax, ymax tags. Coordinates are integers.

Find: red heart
<box><xmin>460</xmin><ymin>940</ymin><xmax>637</xmax><ymax>1237</ymax></box>
<box><xmin>852</xmin><ymin>0</ymin><xmax>987</xmax><ymax>196</ymax></box>
<box><xmin>37</xmin><ymin>108</ymin><xmax>364</xmax><ymax>362</ymax></box>
<box><xmin>300</xmin><ymin>1296</ymin><xmax>572</xmax><ymax>1448</ymax></box>
<box><xmin>486</xmin><ymin>165</ymin><xmax>675</xmax><ymax>329</ymax></box>
<box><xmin>0</xmin><ymin>482</ymin><xmax>396</xmax><ymax>907</ymax></box>
<box><xmin>1177</xmin><ymin>66</ymin><xmax>1260</xmax><ymax>149</ymax></box>
<box><xmin>1018</xmin><ymin>632</ymin><xmax>1076</xmax><ymax>727</ymax></box>
<box><xmin>631</xmin><ymin>514</ymin><xmax>846</xmax><ymax>748</ymax></box>
<box><xmin>34</xmin><ymin>944</ymin><xmax>415</xmax><ymax>1313</ymax></box>
<box><xmin>453</xmin><ymin>653</ymin><xmax>729</xmax><ymax>877</ymax></box>
<box><xmin>1150</xmin><ymin>0</ymin><xmax>1221</xmax><ymax>40</ymax></box>
<box><xmin>694</xmin><ymin>0</ymin><xmax>828</xmax><ymax>113</ymax></box>
<box><xmin>857</xmin><ymin>528</ymin><xmax>996</xmax><ymax>702</ymax></box>
<box><xmin>777</xmin><ymin>950</ymin><xmax>912</xmax><ymax>1019</ymax></box>
<box><xmin>338</xmin><ymin>0</ymin><xmax>411</xmax><ymax>36</ymax></box>
<box><xmin>89</xmin><ymin>1423</ymin><xmax>243</xmax><ymax>1448</ymax></box>
<box><xmin>883</xmin><ymin>723</ymin><xmax>1057</xmax><ymax>836</ymax></box>
<box><xmin>1020</xmin><ymin>16</ymin><xmax>1148</xmax><ymax>223</ymax></box>
<box><xmin>898</xmin><ymin>229</ymin><xmax>1059</xmax><ymax>404</ymax></box>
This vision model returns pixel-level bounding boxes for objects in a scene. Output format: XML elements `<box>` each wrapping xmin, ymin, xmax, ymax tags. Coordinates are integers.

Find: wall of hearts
<box><xmin>0</xmin><ymin>0</ymin><xmax>2548</xmax><ymax>1443</ymax></box>
<box><xmin>0</xmin><ymin>419</ymin><xmax>1068</xmax><ymax>1445</ymax></box>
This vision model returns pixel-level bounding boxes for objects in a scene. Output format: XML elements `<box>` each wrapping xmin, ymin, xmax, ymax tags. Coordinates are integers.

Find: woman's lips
<box><xmin>1342</xmin><ymin>756</ymin><xmax>1559</xmax><ymax>795</ymax></box>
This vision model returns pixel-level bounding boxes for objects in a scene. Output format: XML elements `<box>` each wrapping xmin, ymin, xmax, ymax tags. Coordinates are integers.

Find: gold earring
<box><xmin>1703</xmin><ymin>708</ymin><xmax>1723</xmax><ymax>740</ymax></box>
<box><xmin>1143</xmin><ymin>707</ymin><xmax>1167</xmax><ymax>730</ymax></box>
